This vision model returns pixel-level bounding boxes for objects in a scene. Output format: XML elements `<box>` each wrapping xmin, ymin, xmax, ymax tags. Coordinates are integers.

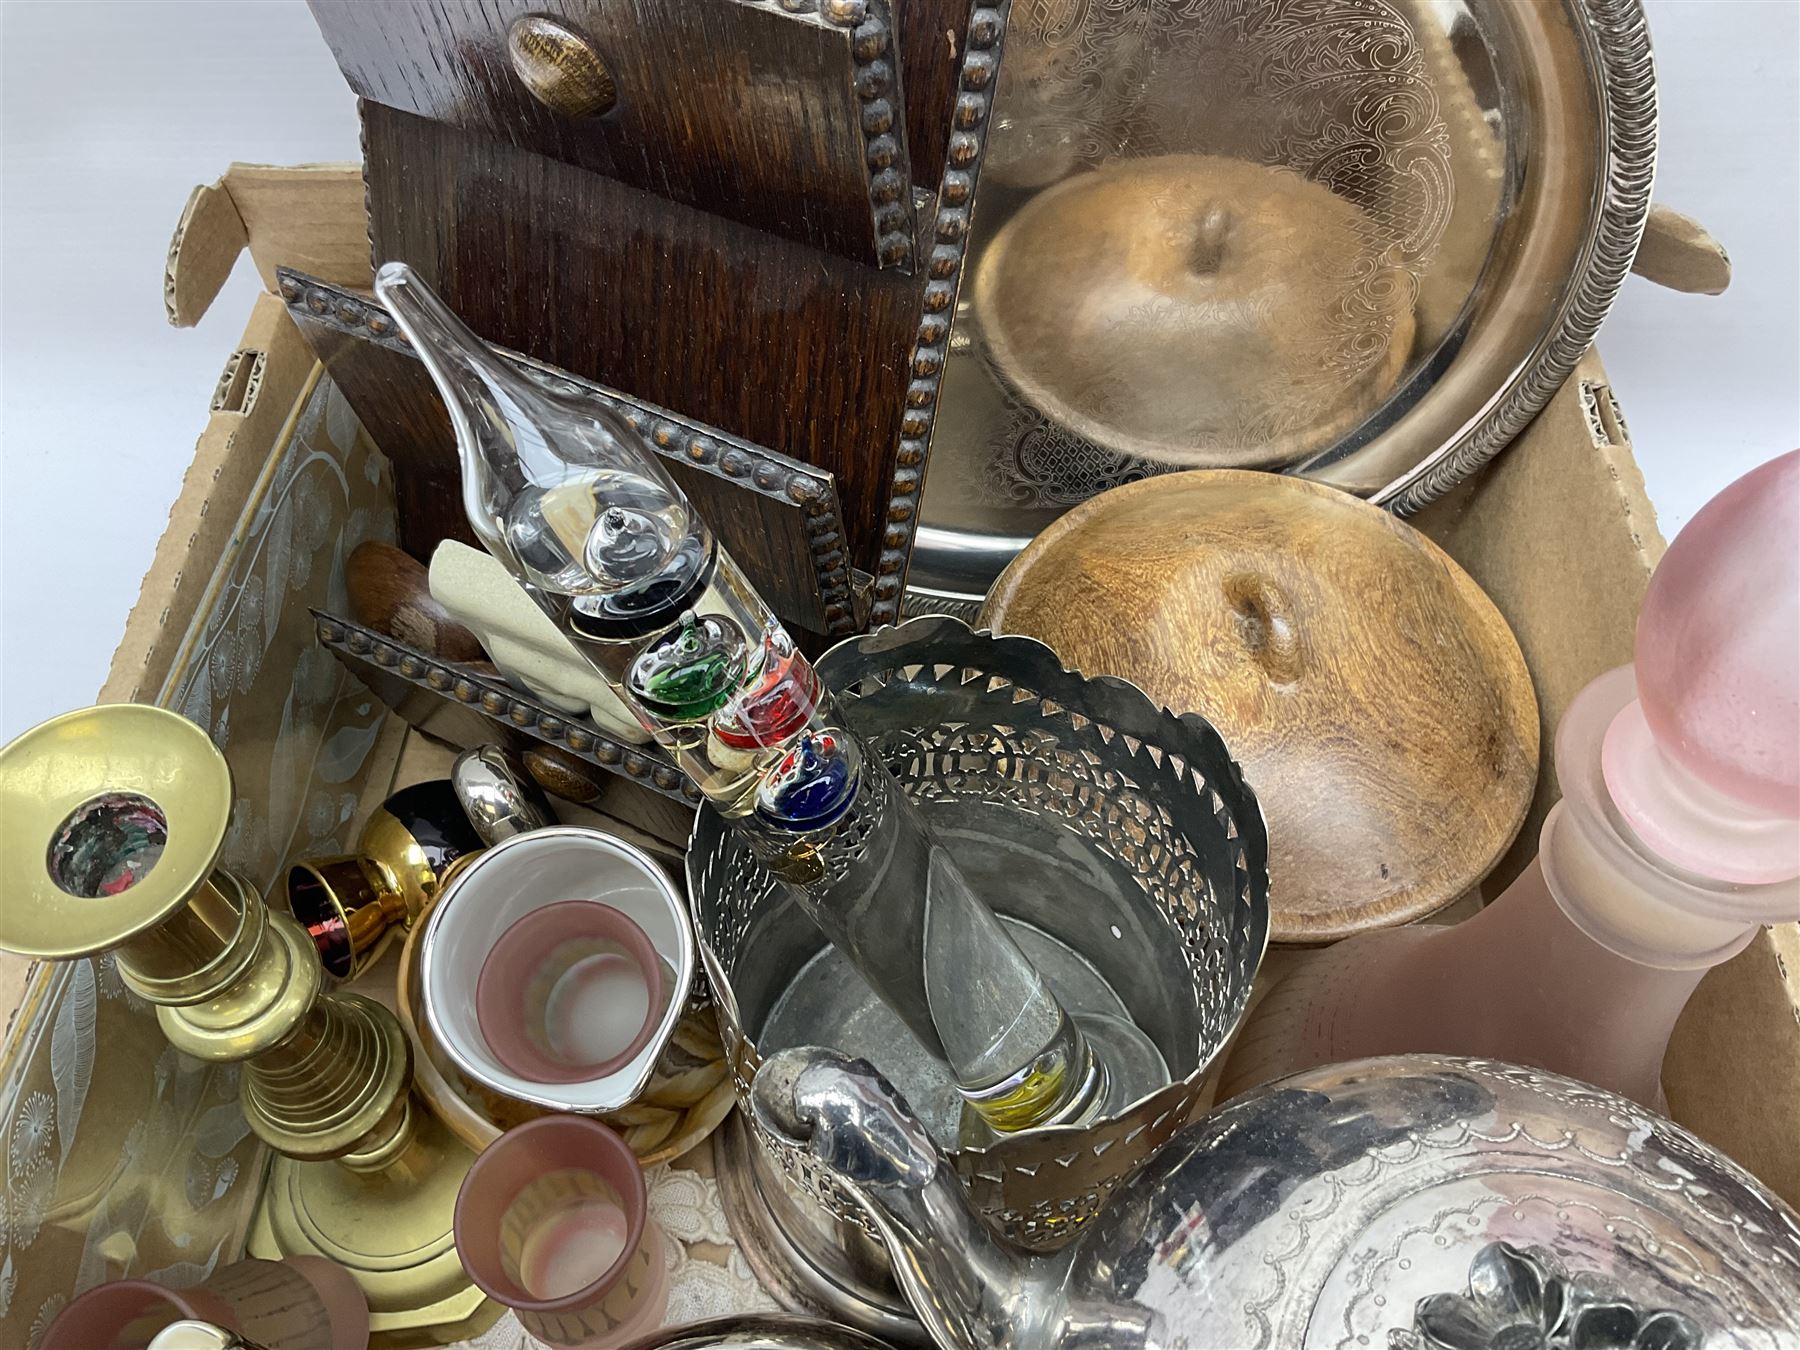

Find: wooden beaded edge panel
<box><xmin>322</xmin><ymin>0</ymin><xmax>1005</xmax><ymax>630</ymax></box>
<box><xmin>313</xmin><ymin>611</ymin><xmax>702</xmax><ymax>805</ymax></box>
<box><xmin>868</xmin><ymin>1</ymin><xmax>1009</xmax><ymax>626</ymax></box>
<box><xmin>747</xmin><ymin>0</ymin><xmax>919</xmax><ymax>270</ymax></box>
<box><xmin>360</xmin><ymin>100</ymin><xmax>922</xmax><ymax>577</ymax></box>
<box><xmin>309</xmin><ymin>0</ymin><xmax>916</xmax><ymax>269</ymax></box>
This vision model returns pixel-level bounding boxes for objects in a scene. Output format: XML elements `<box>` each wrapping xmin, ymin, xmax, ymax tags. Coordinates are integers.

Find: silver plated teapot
<box><xmin>752</xmin><ymin>1050</ymin><xmax>1800</xmax><ymax>1350</ymax></box>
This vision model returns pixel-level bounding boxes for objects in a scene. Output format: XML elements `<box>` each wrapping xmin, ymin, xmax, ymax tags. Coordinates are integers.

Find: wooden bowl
<box><xmin>974</xmin><ymin>155</ymin><xmax>1416</xmax><ymax>470</ymax></box>
<box><xmin>982</xmin><ymin>471</ymin><xmax>1538</xmax><ymax>944</ymax></box>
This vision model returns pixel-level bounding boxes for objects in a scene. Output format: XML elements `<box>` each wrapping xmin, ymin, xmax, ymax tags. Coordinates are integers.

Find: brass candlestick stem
<box><xmin>0</xmin><ymin>704</ymin><xmax>494</xmax><ymax>1345</ymax></box>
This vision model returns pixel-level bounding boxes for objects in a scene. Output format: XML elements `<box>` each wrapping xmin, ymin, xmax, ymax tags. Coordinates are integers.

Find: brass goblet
<box><xmin>286</xmin><ymin>749</ymin><xmax>553</xmax><ymax>981</ymax></box>
<box><xmin>0</xmin><ymin>704</ymin><xmax>496</xmax><ymax>1345</ymax></box>
<box><xmin>286</xmin><ymin>779</ymin><xmax>485</xmax><ymax>980</ymax></box>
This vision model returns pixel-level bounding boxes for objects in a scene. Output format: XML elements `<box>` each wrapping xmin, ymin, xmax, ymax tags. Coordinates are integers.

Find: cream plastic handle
<box><xmin>427</xmin><ymin>540</ymin><xmax>650</xmax><ymax>744</ymax></box>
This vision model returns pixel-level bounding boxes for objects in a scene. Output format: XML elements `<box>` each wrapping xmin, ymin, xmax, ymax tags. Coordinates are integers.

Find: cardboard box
<box><xmin>0</xmin><ymin>164</ymin><xmax>1793</xmax><ymax>1345</ymax></box>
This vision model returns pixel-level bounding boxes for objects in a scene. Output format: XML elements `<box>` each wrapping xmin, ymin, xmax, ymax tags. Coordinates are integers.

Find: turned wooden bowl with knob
<box><xmin>981</xmin><ymin>471</ymin><xmax>1538</xmax><ymax>944</ymax></box>
<box><xmin>973</xmin><ymin>154</ymin><xmax>1417</xmax><ymax>470</ymax></box>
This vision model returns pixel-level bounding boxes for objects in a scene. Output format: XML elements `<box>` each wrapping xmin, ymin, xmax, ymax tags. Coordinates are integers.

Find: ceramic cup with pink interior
<box><xmin>40</xmin><ymin>1256</ymin><xmax>368</xmax><ymax>1350</ymax></box>
<box><xmin>454</xmin><ymin>1115</ymin><xmax>668</xmax><ymax>1348</ymax></box>
<box><xmin>418</xmin><ymin>826</ymin><xmax>693</xmax><ymax>1112</ymax></box>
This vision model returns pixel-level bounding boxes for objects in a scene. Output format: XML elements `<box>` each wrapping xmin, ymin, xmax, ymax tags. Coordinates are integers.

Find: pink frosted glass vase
<box><xmin>1223</xmin><ymin>451</ymin><xmax>1800</xmax><ymax>1108</ymax></box>
<box><xmin>454</xmin><ymin>1115</ymin><xmax>668</xmax><ymax>1348</ymax></box>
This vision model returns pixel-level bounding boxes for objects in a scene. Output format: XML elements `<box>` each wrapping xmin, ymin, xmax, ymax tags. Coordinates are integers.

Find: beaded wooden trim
<box><xmin>732</xmin><ymin>0</ymin><xmax>916</xmax><ymax>271</ymax></box>
<box><xmin>868</xmin><ymin>1</ymin><xmax>1006</xmax><ymax>627</ymax></box>
<box><xmin>313</xmin><ymin>610</ymin><xmax>701</xmax><ymax>806</ymax></box>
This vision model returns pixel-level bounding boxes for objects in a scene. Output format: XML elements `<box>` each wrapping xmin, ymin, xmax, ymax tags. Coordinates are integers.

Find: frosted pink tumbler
<box><xmin>476</xmin><ymin>902</ymin><xmax>666</xmax><ymax>1085</ymax></box>
<box><xmin>1223</xmin><ymin>451</ymin><xmax>1800</xmax><ymax>1107</ymax></box>
<box><xmin>454</xmin><ymin>1115</ymin><xmax>668</xmax><ymax>1348</ymax></box>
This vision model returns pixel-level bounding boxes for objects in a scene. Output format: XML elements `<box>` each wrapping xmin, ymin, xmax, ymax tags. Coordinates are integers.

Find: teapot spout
<box><xmin>752</xmin><ymin>1048</ymin><xmax>1057</xmax><ymax>1350</ymax></box>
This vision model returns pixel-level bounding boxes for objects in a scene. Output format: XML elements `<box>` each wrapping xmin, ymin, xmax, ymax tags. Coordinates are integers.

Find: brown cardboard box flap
<box><xmin>165</xmin><ymin>162</ymin><xmax>369</xmax><ymax>328</ymax></box>
<box><xmin>1667</xmin><ymin>927</ymin><xmax>1800</xmax><ymax>1203</ymax></box>
<box><xmin>111</xmin><ymin>165</ymin><xmax>371</xmax><ymax>704</ymax></box>
<box><xmin>1632</xmin><ymin>203</ymin><xmax>1733</xmax><ymax>296</ymax></box>
<box><xmin>101</xmin><ymin>297</ymin><xmax>321</xmax><ymax>705</ymax></box>
<box><xmin>1417</xmin><ymin>350</ymin><xmax>1662</xmax><ymax>889</ymax></box>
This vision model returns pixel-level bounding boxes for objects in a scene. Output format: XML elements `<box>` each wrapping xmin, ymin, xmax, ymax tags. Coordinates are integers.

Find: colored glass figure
<box><xmin>376</xmin><ymin>263</ymin><xmax>1124</xmax><ymax>1133</ymax></box>
<box><xmin>626</xmin><ymin>612</ymin><xmax>750</xmax><ymax>721</ymax></box>
<box><xmin>49</xmin><ymin>792</ymin><xmax>169</xmax><ymax>897</ymax></box>
<box><xmin>755</xmin><ymin>730</ymin><xmax>862</xmax><ymax>833</ymax></box>
<box><xmin>715</xmin><ymin>635</ymin><xmax>822</xmax><ymax>751</ymax></box>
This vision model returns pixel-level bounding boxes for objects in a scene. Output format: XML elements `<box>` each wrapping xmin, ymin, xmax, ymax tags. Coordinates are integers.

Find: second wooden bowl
<box><xmin>981</xmin><ymin>471</ymin><xmax>1538</xmax><ymax>944</ymax></box>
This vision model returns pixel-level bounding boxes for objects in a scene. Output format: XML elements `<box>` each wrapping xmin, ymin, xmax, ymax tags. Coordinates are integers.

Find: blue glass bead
<box><xmin>754</xmin><ymin>728</ymin><xmax>862</xmax><ymax>833</ymax></box>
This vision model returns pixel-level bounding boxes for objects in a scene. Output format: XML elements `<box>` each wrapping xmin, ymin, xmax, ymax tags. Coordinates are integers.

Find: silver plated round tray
<box><xmin>621</xmin><ymin>1315</ymin><xmax>895</xmax><ymax>1349</ymax></box>
<box><xmin>755</xmin><ymin>1052</ymin><xmax>1800</xmax><ymax>1350</ymax></box>
<box><xmin>905</xmin><ymin>0</ymin><xmax>1655</xmax><ymax>615</ymax></box>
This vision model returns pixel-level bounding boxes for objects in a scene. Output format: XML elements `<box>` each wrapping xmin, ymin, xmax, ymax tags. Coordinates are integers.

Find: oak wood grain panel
<box><xmin>896</xmin><ymin>0</ymin><xmax>974</xmax><ymax>187</ymax></box>
<box><xmin>279</xmin><ymin>269</ymin><xmax>857</xmax><ymax>634</ymax></box>
<box><xmin>308</xmin><ymin>0</ymin><xmax>913</xmax><ymax>266</ymax></box>
<box><xmin>361</xmin><ymin>101</ymin><xmax>921</xmax><ymax>576</ymax></box>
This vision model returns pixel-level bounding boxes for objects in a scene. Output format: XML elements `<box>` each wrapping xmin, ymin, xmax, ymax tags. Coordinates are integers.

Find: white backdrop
<box><xmin>2</xmin><ymin>0</ymin><xmax>1796</xmax><ymax>740</ymax></box>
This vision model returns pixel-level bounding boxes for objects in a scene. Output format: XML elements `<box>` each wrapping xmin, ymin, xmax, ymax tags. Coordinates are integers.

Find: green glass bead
<box><xmin>627</xmin><ymin>611</ymin><xmax>749</xmax><ymax>722</ymax></box>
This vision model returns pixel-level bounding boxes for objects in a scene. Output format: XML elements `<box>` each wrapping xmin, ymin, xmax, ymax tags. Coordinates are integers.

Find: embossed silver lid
<box><xmin>1091</xmin><ymin>1056</ymin><xmax>1800</xmax><ymax>1348</ymax></box>
<box><xmin>906</xmin><ymin>0</ymin><xmax>1656</xmax><ymax>616</ymax></box>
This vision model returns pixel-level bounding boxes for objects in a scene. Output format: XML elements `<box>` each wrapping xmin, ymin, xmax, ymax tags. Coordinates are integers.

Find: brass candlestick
<box><xmin>0</xmin><ymin>704</ymin><xmax>496</xmax><ymax>1345</ymax></box>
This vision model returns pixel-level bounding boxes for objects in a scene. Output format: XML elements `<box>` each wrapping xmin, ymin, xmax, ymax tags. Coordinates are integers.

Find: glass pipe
<box><xmin>287</xmin><ymin>779</ymin><xmax>486</xmax><ymax>979</ymax></box>
<box><xmin>376</xmin><ymin>263</ymin><xmax>1115</xmax><ymax>1132</ymax></box>
<box><xmin>1223</xmin><ymin>451</ymin><xmax>1800</xmax><ymax>1108</ymax></box>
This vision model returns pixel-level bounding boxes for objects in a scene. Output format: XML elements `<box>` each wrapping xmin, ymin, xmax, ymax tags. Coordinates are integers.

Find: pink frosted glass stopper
<box><xmin>1605</xmin><ymin>451</ymin><xmax>1800</xmax><ymax>883</ymax></box>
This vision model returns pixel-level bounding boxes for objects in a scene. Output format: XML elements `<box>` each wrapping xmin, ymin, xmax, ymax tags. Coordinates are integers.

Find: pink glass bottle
<box><xmin>1223</xmin><ymin>451</ymin><xmax>1800</xmax><ymax>1109</ymax></box>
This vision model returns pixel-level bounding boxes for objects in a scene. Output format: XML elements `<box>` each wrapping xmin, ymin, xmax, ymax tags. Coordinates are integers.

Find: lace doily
<box><xmin>452</xmin><ymin>1156</ymin><xmax>777</xmax><ymax>1349</ymax></box>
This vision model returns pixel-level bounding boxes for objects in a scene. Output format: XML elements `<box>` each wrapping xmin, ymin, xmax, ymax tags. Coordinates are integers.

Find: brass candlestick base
<box><xmin>0</xmin><ymin>705</ymin><xmax>490</xmax><ymax>1345</ymax></box>
<box><xmin>250</xmin><ymin>1108</ymin><xmax>500</xmax><ymax>1345</ymax></box>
